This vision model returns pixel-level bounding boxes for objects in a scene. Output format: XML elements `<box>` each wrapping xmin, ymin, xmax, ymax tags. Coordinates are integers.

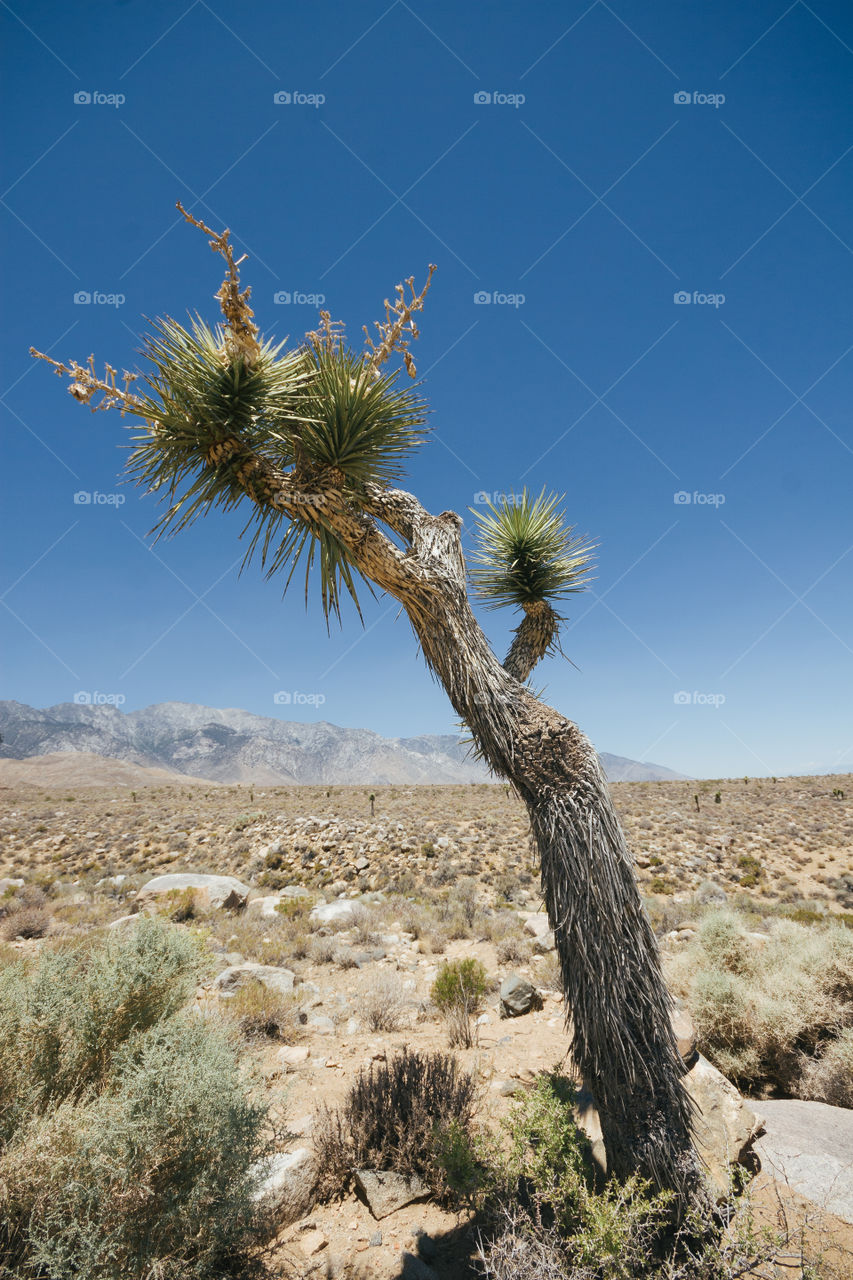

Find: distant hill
<box><xmin>0</xmin><ymin>701</ymin><xmax>687</xmax><ymax>785</ymax></box>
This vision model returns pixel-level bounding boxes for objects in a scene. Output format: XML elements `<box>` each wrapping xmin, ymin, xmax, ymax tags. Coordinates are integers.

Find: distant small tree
<box><xmin>33</xmin><ymin>207</ymin><xmax>701</xmax><ymax>1212</ymax></box>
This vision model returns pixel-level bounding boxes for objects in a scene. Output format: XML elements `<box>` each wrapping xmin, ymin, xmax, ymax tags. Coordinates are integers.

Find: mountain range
<box><xmin>0</xmin><ymin>701</ymin><xmax>686</xmax><ymax>786</ymax></box>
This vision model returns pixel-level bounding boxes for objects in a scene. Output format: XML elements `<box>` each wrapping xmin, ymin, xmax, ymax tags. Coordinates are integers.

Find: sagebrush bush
<box><xmin>313</xmin><ymin>1047</ymin><xmax>478</xmax><ymax>1206</ymax></box>
<box><xmin>431</xmin><ymin>956</ymin><xmax>488</xmax><ymax>1047</ymax></box>
<box><xmin>0</xmin><ymin>920</ymin><xmax>269</xmax><ymax>1279</ymax></box>
<box><xmin>221</xmin><ymin>979</ymin><xmax>302</xmax><ymax>1041</ymax></box>
<box><xmin>799</xmin><ymin>1028</ymin><xmax>853</xmax><ymax>1107</ymax></box>
<box><xmin>668</xmin><ymin>908</ymin><xmax>853</xmax><ymax>1095</ymax></box>
<box><xmin>0</xmin><ymin>917</ymin><xmax>204</xmax><ymax>1139</ymax></box>
<box><xmin>358</xmin><ymin>970</ymin><xmax>408</xmax><ymax>1032</ymax></box>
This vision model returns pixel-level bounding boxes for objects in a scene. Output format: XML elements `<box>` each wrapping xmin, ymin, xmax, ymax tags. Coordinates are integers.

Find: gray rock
<box><xmin>136</xmin><ymin>873</ymin><xmax>250</xmax><ymax>911</ymax></box>
<box><xmin>250</xmin><ymin>1147</ymin><xmax>313</xmax><ymax>1206</ymax></box>
<box><xmin>533</xmin><ymin>930</ymin><xmax>556</xmax><ymax>953</ymax></box>
<box><xmin>310</xmin><ymin>900</ymin><xmax>358</xmax><ymax>927</ymax></box>
<box><xmin>522</xmin><ymin>912</ymin><xmax>551</xmax><ymax>939</ymax></box>
<box><xmin>246</xmin><ymin>895</ymin><xmax>281</xmax><ymax>918</ymax></box>
<box><xmin>685</xmin><ymin>1054</ymin><xmax>763</xmax><ymax>1196</ymax></box>
<box><xmin>215</xmin><ymin>963</ymin><xmax>295</xmax><ymax>996</ymax></box>
<box><xmin>368</xmin><ymin>1230</ymin><xmax>382</xmax><ymax>1247</ymax></box>
<box><xmin>281</xmin><ymin>885</ymin><xmax>312</xmax><ymax>898</ymax></box>
<box><xmin>754</xmin><ymin>1099</ymin><xmax>853</xmax><ymax>1224</ymax></box>
<box><xmin>354</xmin><ymin>1168</ymin><xmax>430</xmax><ymax>1219</ymax></box>
<box><xmin>499</xmin><ymin>974</ymin><xmax>541</xmax><ymax>1018</ymax></box>
<box><xmin>306</xmin><ymin>1013</ymin><xmax>335</xmax><ymax>1035</ymax></box>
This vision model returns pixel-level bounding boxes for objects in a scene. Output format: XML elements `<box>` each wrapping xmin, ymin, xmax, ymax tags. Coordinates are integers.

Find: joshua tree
<box><xmin>32</xmin><ymin>207</ymin><xmax>701</xmax><ymax>1209</ymax></box>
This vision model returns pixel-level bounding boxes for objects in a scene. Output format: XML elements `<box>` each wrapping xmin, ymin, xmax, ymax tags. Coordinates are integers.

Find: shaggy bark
<box><xmin>211</xmin><ymin>456</ymin><xmax>702</xmax><ymax>1204</ymax></box>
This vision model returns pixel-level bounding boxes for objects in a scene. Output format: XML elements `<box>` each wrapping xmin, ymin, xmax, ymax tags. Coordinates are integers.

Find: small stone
<box><xmin>368</xmin><ymin>1230</ymin><xmax>382</xmax><ymax>1247</ymax></box>
<box><xmin>298</xmin><ymin>1228</ymin><xmax>328</xmax><ymax>1257</ymax></box>
<box><xmin>499</xmin><ymin>973</ymin><xmax>541</xmax><ymax>1018</ymax></box>
<box><xmin>354</xmin><ymin>1168</ymin><xmax>430</xmax><ymax>1219</ymax></box>
<box><xmin>278</xmin><ymin>1045</ymin><xmax>310</xmax><ymax>1068</ymax></box>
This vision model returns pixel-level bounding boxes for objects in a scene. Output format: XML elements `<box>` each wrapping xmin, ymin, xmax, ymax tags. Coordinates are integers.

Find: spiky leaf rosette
<box><xmin>469</xmin><ymin>488</ymin><xmax>595</xmax><ymax>611</ymax></box>
<box><xmin>297</xmin><ymin>343</ymin><xmax>428</xmax><ymax>489</ymax></box>
<box><xmin>127</xmin><ymin>315</ymin><xmax>312</xmax><ymax>533</ymax></box>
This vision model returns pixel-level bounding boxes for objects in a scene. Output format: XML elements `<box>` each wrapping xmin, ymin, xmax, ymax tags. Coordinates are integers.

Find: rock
<box><xmin>499</xmin><ymin>974</ymin><xmax>541</xmax><ymax>1018</ymax></box>
<box><xmin>247</xmin><ymin>896</ymin><xmax>281</xmax><ymax>918</ymax></box>
<box><xmin>215</xmin><ymin>963</ymin><xmax>295</xmax><ymax>996</ymax></box>
<box><xmin>281</xmin><ymin>885</ymin><xmax>312</xmax><ymax>898</ymax></box>
<box><xmin>533</xmin><ymin>930</ymin><xmax>556</xmax><ymax>953</ymax></box>
<box><xmin>354</xmin><ymin>857</ymin><xmax>370</xmax><ymax>871</ymax></box>
<box><xmin>298</xmin><ymin>1228</ymin><xmax>328</xmax><ymax>1257</ymax></box>
<box><xmin>368</xmin><ymin>1230</ymin><xmax>382</xmax><ymax>1247</ymax></box>
<box><xmin>310</xmin><ymin>900</ymin><xmax>358</xmax><ymax>927</ymax></box>
<box><xmin>411</xmin><ymin>1226</ymin><xmax>437</xmax><ymax>1261</ymax></box>
<box><xmin>251</xmin><ymin>1147</ymin><xmax>313</xmax><ymax>1204</ymax></box>
<box><xmin>0</xmin><ymin>878</ymin><xmax>25</xmax><ymax>893</ymax></box>
<box><xmin>354</xmin><ymin>1168</ymin><xmax>430</xmax><ymax>1219</ymax></box>
<box><xmin>136</xmin><ymin>873</ymin><xmax>250</xmax><ymax>912</ymax></box>
<box><xmin>278</xmin><ymin>1045</ymin><xmax>310</xmax><ymax>1068</ymax></box>
<box><xmin>754</xmin><ymin>1099</ymin><xmax>853</xmax><ymax>1224</ymax></box>
<box><xmin>306</xmin><ymin>1013</ymin><xmax>335</xmax><ymax>1035</ymax></box>
<box><xmin>572</xmin><ymin>1084</ymin><xmax>608</xmax><ymax>1177</ymax></box>
<box><xmin>685</xmin><ymin>1054</ymin><xmax>764</xmax><ymax>1196</ymax></box>
<box><xmin>522</xmin><ymin>911</ymin><xmax>551</xmax><ymax>939</ymax></box>
<box><xmin>671</xmin><ymin>1006</ymin><xmax>697</xmax><ymax>1064</ymax></box>
<box><xmin>400</xmin><ymin>1251</ymin><xmax>438</xmax><ymax>1279</ymax></box>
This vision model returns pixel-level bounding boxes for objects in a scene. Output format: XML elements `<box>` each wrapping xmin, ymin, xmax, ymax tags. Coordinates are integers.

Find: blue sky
<box><xmin>1</xmin><ymin>0</ymin><xmax>851</xmax><ymax>779</ymax></box>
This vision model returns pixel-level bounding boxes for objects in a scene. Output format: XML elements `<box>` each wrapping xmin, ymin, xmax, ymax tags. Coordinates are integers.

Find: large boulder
<box><xmin>685</xmin><ymin>1053</ymin><xmax>764</xmax><ymax>1195</ymax></box>
<box><xmin>754</xmin><ymin>1099</ymin><xmax>853</xmax><ymax>1225</ymax></box>
<box><xmin>136</xmin><ymin>873</ymin><xmax>250</xmax><ymax>912</ymax></box>
<box><xmin>499</xmin><ymin>974</ymin><xmax>541</xmax><ymax>1018</ymax></box>
<box><xmin>215</xmin><ymin>963</ymin><xmax>295</xmax><ymax>996</ymax></box>
<box><xmin>354</xmin><ymin>1168</ymin><xmax>429</xmax><ymax>1219</ymax></box>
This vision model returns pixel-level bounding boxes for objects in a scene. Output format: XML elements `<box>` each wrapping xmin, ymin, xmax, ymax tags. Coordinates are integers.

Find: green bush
<box><xmin>476</xmin><ymin>1074</ymin><xmax>675</xmax><ymax>1280</ymax></box>
<box><xmin>0</xmin><ymin>921</ymin><xmax>269</xmax><ymax>1279</ymax></box>
<box><xmin>313</xmin><ymin>1047</ymin><xmax>477</xmax><ymax>1206</ymax></box>
<box><xmin>431</xmin><ymin>956</ymin><xmax>489</xmax><ymax>1047</ymax></box>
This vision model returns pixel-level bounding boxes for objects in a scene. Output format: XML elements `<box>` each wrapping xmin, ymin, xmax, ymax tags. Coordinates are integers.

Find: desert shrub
<box><xmin>0</xmin><ymin>924</ymin><xmax>268</xmax><ymax>1279</ymax></box>
<box><xmin>496</xmin><ymin>934</ymin><xmax>532</xmax><ymax>965</ymax></box>
<box><xmin>221</xmin><ymin>979</ymin><xmax>302</xmax><ymax>1041</ymax></box>
<box><xmin>476</xmin><ymin>1074</ymin><xmax>675</xmax><ymax>1279</ymax></box>
<box><xmin>669</xmin><ymin>909</ymin><xmax>853</xmax><ymax>1094</ymax></box>
<box><xmin>431</xmin><ymin>957</ymin><xmax>488</xmax><ymax>1048</ymax></box>
<box><xmin>1</xmin><ymin>904</ymin><xmax>51</xmax><ymax>941</ymax></box>
<box><xmin>359</xmin><ymin>970</ymin><xmax>408</xmax><ymax>1032</ymax></box>
<box><xmin>799</xmin><ymin>1027</ymin><xmax>853</xmax><ymax>1107</ymax></box>
<box><xmin>308</xmin><ymin>936</ymin><xmax>336</xmax><ymax>965</ymax></box>
<box><xmin>313</xmin><ymin>1047</ymin><xmax>477</xmax><ymax>1206</ymax></box>
<box><xmin>0</xmin><ymin>918</ymin><xmax>204</xmax><ymax>1139</ymax></box>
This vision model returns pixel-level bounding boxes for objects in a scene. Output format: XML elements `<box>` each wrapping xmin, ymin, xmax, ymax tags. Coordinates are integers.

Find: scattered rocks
<box><xmin>354</xmin><ymin>1168</ymin><xmax>430</xmax><ymax>1219</ymax></box>
<box><xmin>214</xmin><ymin>963</ymin><xmax>295</xmax><ymax>996</ymax></box>
<box><xmin>499</xmin><ymin>973</ymin><xmax>541</xmax><ymax>1018</ymax></box>
<box><xmin>136</xmin><ymin>873</ymin><xmax>251</xmax><ymax>912</ymax></box>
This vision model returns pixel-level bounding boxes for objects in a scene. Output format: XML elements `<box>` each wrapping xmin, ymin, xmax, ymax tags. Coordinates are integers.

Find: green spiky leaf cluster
<box><xmin>298</xmin><ymin>344</ymin><xmax>428</xmax><ymax>488</ymax></box>
<box><xmin>125</xmin><ymin>316</ymin><xmax>427</xmax><ymax>624</ymax></box>
<box><xmin>469</xmin><ymin>488</ymin><xmax>595</xmax><ymax>611</ymax></box>
<box><xmin>128</xmin><ymin>316</ymin><xmax>311</xmax><ymax>532</ymax></box>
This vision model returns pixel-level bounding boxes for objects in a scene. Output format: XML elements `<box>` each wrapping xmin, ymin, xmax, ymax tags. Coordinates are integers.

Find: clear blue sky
<box><xmin>2</xmin><ymin>0</ymin><xmax>851</xmax><ymax>779</ymax></box>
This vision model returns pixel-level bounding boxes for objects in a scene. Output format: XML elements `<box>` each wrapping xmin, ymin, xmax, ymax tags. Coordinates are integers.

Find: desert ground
<box><xmin>1</xmin><ymin>772</ymin><xmax>852</xmax><ymax>1278</ymax></box>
